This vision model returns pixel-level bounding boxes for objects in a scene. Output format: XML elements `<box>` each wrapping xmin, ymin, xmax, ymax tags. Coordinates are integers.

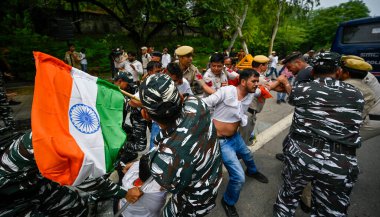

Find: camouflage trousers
<box><xmin>162</xmin><ymin>192</ymin><xmax>218</xmax><ymax>217</ymax></box>
<box><xmin>273</xmin><ymin>135</ymin><xmax>359</xmax><ymax>217</ymax></box>
<box><xmin>0</xmin><ymin>179</ymin><xmax>87</xmax><ymax>217</ymax></box>
<box><xmin>0</xmin><ymin>74</ymin><xmax>15</xmax><ymax>133</ymax></box>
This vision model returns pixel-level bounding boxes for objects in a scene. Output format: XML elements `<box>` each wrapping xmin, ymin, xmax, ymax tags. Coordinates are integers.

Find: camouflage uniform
<box><xmin>150</xmin><ymin>95</ymin><xmax>223</xmax><ymax>217</ymax></box>
<box><xmin>121</xmin><ymin>84</ymin><xmax>148</xmax><ymax>153</ymax></box>
<box><xmin>273</xmin><ymin>77</ymin><xmax>364</xmax><ymax>217</ymax></box>
<box><xmin>116</xmin><ymin>84</ymin><xmax>148</xmax><ymax>176</ymax></box>
<box><xmin>0</xmin><ymin>130</ymin><xmax>128</xmax><ymax>217</ymax></box>
<box><xmin>0</xmin><ymin>71</ymin><xmax>15</xmax><ymax>134</ymax></box>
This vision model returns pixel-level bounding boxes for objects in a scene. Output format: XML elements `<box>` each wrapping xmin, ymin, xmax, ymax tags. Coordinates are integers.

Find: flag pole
<box><xmin>119</xmin><ymin>89</ymin><xmax>140</xmax><ymax>102</ymax></box>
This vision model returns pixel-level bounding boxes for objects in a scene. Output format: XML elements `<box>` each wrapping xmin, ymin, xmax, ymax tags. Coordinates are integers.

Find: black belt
<box><xmin>289</xmin><ymin>132</ymin><xmax>356</xmax><ymax>156</ymax></box>
<box><xmin>247</xmin><ymin>108</ymin><xmax>257</xmax><ymax>115</ymax></box>
<box><xmin>369</xmin><ymin>114</ymin><xmax>380</xmax><ymax>121</ymax></box>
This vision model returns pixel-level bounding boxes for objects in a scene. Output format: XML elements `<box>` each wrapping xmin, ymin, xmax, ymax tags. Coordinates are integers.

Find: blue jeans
<box><xmin>150</xmin><ymin>121</ymin><xmax>160</xmax><ymax>150</ymax></box>
<box><xmin>266</xmin><ymin>67</ymin><xmax>278</xmax><ymax>78</ymax></box>
<box><xmin>220</xmin><ymin>132</ymin><xmax>258</xmax><ymax>206</ymax></box>
<box><xmin>277</xmin><ymin>77</ymin><xmax>292</xmax><ymax>101</ymax></box>
<box><xmin>277</xmin><ymin>92</ymin><xmax>286</xmax><ymax>101</ymax></box>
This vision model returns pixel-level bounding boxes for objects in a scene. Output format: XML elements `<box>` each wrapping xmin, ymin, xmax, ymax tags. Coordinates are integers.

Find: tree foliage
<box><xmin>306</xmin><ymin>0</ymin><xmax>370</xmax><ymax>49</ymax></box>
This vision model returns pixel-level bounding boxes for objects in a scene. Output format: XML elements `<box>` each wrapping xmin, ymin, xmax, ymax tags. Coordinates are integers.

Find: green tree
<box><xmin>306</xmin><ymin>0</ymin><xmax>370</xmax><ymax>49</ymax></box>
<box><xmin>63</xmin><ymin>0</ymin><xmax>241</xmax><ymax>47</ymax></box>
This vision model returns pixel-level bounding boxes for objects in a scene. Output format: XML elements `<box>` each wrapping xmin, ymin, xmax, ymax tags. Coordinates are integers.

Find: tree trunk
<box><xmin>227</xmin><ymin>2</ymin><xmax>248</xmax><ymax>52</ymax></box>
<box><xmin>227</xmin><ymin>30</ymin><xmax>239</xmax><ymax>52</ymax></box>
<box><xmin>268</xmin><ymin>0</ymin><xmax>283</xmax><ymax>55</ymax></box>
<box><xmin>238</xmin><ymin>27</ymin><xmax>248</xmax><ymax>54</ymax></box>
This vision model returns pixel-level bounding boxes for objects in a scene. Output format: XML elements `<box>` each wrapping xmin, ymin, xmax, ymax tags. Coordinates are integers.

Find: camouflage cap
<box><xmin>312</xmin><ymin>51</ymin><xmax>341</xmax><ymax>67</ymax></box>
<box><xmin>139</xmin><ymin>74</ymin><xmax>181</xmax><ymax>116</ymax></box>
<box><xmin>342</xmin><ymin>58</ymin><xmax>372</xmax><ymax>71</ymax></box>
<box><xmin>252</xmin><ymin>55</ymin><xmax>270</xmax><ymax>63</ymax></box>
<box><xmin>175</xmin><ymin>46</ymin><xmax>194</xmax><ymax>56</ymax></box>
<box><xmin>113</xmin><ymin>71</ymin><xmax>133</xmax><ymax>83</ymax></box>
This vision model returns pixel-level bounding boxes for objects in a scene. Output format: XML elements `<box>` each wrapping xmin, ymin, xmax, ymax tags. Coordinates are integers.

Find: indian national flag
<box><xmin>32</xmin><ymin>52</ymin><xmax>126</xmax><ymax>186</ymax></box>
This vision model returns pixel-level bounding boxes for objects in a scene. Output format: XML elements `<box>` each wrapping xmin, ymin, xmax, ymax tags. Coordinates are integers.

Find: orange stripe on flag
<box><xmin>32</xmin><ymin>52</ymin><xmax>84</xmax><ymax>185</ymax></box>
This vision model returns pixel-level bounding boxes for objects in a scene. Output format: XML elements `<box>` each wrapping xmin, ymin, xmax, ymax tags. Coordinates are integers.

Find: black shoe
<box><xmin>276</xmin><ymin>100</ymin><xmax>281</xmax><ymax>104</ymax></box>
<box><xmin>245</xmin><ymin>170</ymin><xmax>268</xmax><ymax>183</ymax></box>
<box><xmin>275</xmin><ymin>153</ymin><xmax>285</xmax><ymax>162</ymax></box>
<box><xmin>281</xmin><ymin>99</ymin><xmax>286</xmax><ymax>103</ymax></box>
<box><xmin>300</xmin><ymin>199</ymin><xmax>311</xmax><ymax>213</ymax></box>
<box><xmin>221</xmin><ymin>198</ymin><xmax>239</xmax><ymax>217</ymax></box>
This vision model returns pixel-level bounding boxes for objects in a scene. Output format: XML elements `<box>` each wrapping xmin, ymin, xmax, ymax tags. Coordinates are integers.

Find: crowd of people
<box><xmin>0</xmin><ymin>43</ymin><xmax>379</xmax><ymax>217</ymax></box>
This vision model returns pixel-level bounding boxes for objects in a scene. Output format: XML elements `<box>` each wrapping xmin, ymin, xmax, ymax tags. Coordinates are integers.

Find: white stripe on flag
<box><xmin>69</xmin><ymin>68</ymin><xmax>106</xmax><ymax>185</ymax></box>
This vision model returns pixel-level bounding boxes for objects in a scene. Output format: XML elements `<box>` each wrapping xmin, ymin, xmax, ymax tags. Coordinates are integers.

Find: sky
<box><xmin>316</xmin><ymin>0</ymin><xmax>379</xmax><ymax>16</ymax></box>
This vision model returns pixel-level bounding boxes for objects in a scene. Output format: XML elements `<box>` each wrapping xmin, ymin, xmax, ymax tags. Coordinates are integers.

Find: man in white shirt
<box><xmin>165</xmin><ymin>62</ymin><xmax>193</xmax><ymax>95</ymax></box>
<box><xmin>161</xmin><ymin>47</ymin><xmax>171</xmax><ymax>68</ymax></box>
<box><xmin>202</xmin><ymin>69</ymin><xmax>268</xmax><ymax>217</ymax></box>
<box><xmin>123</xmin><ymin>52</ymin><xmax>143</xmax><ymax>84</ymax></box>
<box><xmin>119</xmin><ymin>158</ymin><xmax>166</xmax><ymax>217</ymax></box>
<box><xmin>267</xmin><ymin>51</ymin><xmax>278</xmax><ymax>80</ymax></box>
<box><xmin>141</xmin><ymin>47</ymin><xmax>151</xmax><ymax>74</ymax></box>
<box><xmin>202</xmin><ymin>53</ymin><xmax>236</xmax><ymax>97</ymax></box>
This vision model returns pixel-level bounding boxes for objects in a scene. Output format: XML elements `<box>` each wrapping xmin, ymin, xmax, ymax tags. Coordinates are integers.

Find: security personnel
<box><xmin>113</xmin><ymin>72</ymin><xmax>148</xmax><ymax>173</ymax></box>
<box><xmin>0</xmin><ymin>130</ymin><xmax>142</xmax><ymax>216</ymax></box>
<box><xmin>273</xmin><ymin>52</ymin><xmax>364</xmax><ymax>216</ymax></box>
<box><xmin>175</xmin><ymin>46</ymin><xmax>214</xmax><ymax>94</ymax></box>
<box><xmin>139</xmin><ymin>74</ymin><xmax>222</xmax><ymax>217</ymax></box>
<box><xmin>340</xmin><ymin>55</ymin><xmax>380</xmax><ymax>140</ymax></box>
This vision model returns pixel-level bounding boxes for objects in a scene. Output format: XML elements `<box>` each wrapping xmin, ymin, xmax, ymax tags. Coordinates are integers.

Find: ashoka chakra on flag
<box><xmin>32</xmin><ymin>51</ymin><xmax>127</xmax><ymax>186</ymax></box>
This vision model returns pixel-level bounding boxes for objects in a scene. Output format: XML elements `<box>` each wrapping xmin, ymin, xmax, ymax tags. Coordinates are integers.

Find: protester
<box><xmin>165</xmin><ymin>62</ymin><xmax>193</xmax><ymax>96</ymax></box>
<box><xmin>276</xmin><ymin>66</ymin><xmax>293</xmax><ymax>104</ymax></box>
<box><xmin>119</xmin><ymin>155</ymin><xmax>166</xmax><ymax>217</ymax></box>
<box><xmin>239</xmin><ymin>55</ymin><xmax>280</xmax><ymax>147</ymax></box>
<box><xmin>202</xmin><ymin>69</ymin><xmax>268</xmax><ymax>217</ymax></box>
<box><xmin>139</xmin><ymin>74</ymin><xmax>222</xmax><ymax>217</ymax></box>
<box><xmin>273</xmin><ymin>52</ymin><xmax>364</xmax><ymax>216</ymax></box>
<box><xmin>224</xmin><ymin>57</ymin><xmax>239</xmax><ymax>86</ymax></box>
<box><xmin>202</xmin><ymin>53</ymin><xmax>230</xmax><ymax>97</ymax></box>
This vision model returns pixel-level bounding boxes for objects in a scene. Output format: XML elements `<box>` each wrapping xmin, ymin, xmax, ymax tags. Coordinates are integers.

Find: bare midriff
<box><xmin>213</xmin><ymin>119</ymin><xmax>240</xmax><ymax>137</ymax></box>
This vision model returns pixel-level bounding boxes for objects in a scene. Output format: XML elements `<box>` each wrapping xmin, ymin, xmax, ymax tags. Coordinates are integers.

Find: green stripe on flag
<box><xmin>96</xmin><ymin>78</ymin><xmax>127</xmax><ymax>172</ymax></box>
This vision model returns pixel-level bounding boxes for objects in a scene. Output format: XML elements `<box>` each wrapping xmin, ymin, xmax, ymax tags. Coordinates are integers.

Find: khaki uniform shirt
<box><xmin>182</xmin><ymin>64</ymin><xmax>205</xmax><ymax>87</ymax></box>
<box><xmin>344</xmin><ymin>78</ymin><xmax>375</xmax><ymax>118</ymax></box>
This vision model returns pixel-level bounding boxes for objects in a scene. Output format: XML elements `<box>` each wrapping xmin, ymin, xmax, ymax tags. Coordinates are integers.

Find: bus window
<box><xmin>343</xmin><ymin>23</ymin><xmax>380</xmax><ymax>44</ymax></box>
<box><xmin>331</xmin><ymin>17</ymin><xmax>380</xmax><ymax>82</ymax></box>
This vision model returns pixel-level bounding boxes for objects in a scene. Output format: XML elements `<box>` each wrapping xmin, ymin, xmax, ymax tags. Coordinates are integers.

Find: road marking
<box><xmin>249</xmin><ymin>112</ymin><xmax>293</xmax><ymax>152</ymax></box>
